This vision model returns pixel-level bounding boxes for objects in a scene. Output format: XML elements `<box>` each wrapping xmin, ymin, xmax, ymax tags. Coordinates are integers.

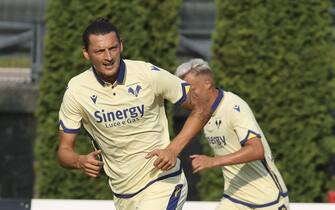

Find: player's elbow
<box><xmin>246</xmin><ymin>138</ymin><xmax>265</xmax><ymax>160</ymax></box>
<box><xmin>255</xmin><ymin>143</ymin><xmax>265</xmax><ymax>160</ymax></box>
<box><xmin>56</xmin><ymin>146</ymin><xmax>74</xmax><ymax>169</ymax></box>
<box><xmin>57</xmin><ymin>149</ymin><xmax>67</xmax><ymax>168</ymax></box>
<box><xmin>257</xmin><ymin>147</ymin><xmax>265</xmax><ymax>160</ymax></box>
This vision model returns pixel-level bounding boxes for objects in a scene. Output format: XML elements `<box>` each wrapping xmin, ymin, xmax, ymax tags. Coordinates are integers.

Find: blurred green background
<box><xmin>0</xmin><ymin>0</ymin><xmax>334</xmax><ymax>203</ymax></box>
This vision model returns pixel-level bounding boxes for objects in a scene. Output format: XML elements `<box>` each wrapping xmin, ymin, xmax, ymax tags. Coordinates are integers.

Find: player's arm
<box><xmin>58</xmin><ymin>130</ymin><xmax>103</xmax><ymax>177</ymax></box>
<box><xmin>168</xmin><ymin>91</ymin><xmax>210</xmax><ymax>153</ymax></box>
<box><xmin>147</xmin><ymin>86</ymin><xmax>211</xmax><ymax>170</ymax></box>
<box><xmin>191</xmin><ymin>137</ymin><xmax>264</xmax><ymax>173</ymax></box>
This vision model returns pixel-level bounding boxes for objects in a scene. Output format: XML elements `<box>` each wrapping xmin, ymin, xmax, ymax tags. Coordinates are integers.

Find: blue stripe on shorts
<box><xmin>166</xmin><ymin>184</ymin><xmax>183</xmax><ymax>210</ymax></box>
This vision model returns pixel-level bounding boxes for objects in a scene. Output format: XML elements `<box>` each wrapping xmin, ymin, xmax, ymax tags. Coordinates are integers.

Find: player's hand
<box><xmin>78</xmin><ymin>150</ymin><xmax>104</xmax><ymax>177</ymax></box>
<box><xmin>190</xmin><ymin>154</ymin><xmax>215</xmax><ymax>173</ymax></box>
<box><xmin>146</xmin><ymin>148</ymin><xmax>177</xmax><ymax>171</ymax></box>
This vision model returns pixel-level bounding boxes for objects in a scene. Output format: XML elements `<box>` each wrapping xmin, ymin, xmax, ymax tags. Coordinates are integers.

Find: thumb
<box><xmin>91</xmin><ymin>149</ymin><xmax>102</xmax><ymax>157</ymax></box>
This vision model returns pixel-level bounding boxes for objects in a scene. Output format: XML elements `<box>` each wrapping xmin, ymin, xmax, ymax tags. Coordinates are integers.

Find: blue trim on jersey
<box><xmin>278</xmin><ymin>204</ymin><xmax>288</xmax><ymax>210</ymax></box>
<box><xmin>175</xmin><ymin>83</ymin><xmax>189</xmax><ymax>106</ymax></box>
<box><xmin>92</xmin><ymin>59</ymin><xmax>126</xmax><ymax>86</ymax></box>
<box><xmin>223</xmin><ymin>191</ymin><xmax>288</xmax><ymax>208</ymax></box>
<box><xmin>211</xmin><ymin>89</ymin><xmax>224</xmax><ymax>113</ymax></box>
<box><xmin>116</xmin><ymin>59</ymin><xmax>126</xmax><ymax>84</ymax></box>
<box><xmin>166</xmin><ymin>184</ymin><xmax>183</xmax><ymax>210</ymax></box>
<box><xmin>280</xmin><ymin>191</ymin><xmax>288</xmax><ymax>197</ymax></box>
<box><xmin>92</xmin><ymin>66</ymin><xmax>106</xmax><ymax>86</ymax></box>
<box><xmin>261</xmin><ymin>160</ymin><xmax>288</xmax><ymax>197</ymax></box>
<box><xmin>59</xmin><ymin>120</ymin><xmax>80</xmax><ymax>134</ymax></box>
<box><xmin>240</xmin><ymin>130</ymin><xmax>261</xmax><ymax>145</ymax></box>
<box><xmin>113</xmin><ymin>162</ymin><xmax>183</xmax><ymax>199</ymax></box>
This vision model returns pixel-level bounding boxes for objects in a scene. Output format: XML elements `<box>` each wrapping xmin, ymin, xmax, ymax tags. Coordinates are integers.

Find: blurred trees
<box><xmin>197</xmin><ymin>0</ymin><xmax>335</xmax><ymax>202</ymax></box>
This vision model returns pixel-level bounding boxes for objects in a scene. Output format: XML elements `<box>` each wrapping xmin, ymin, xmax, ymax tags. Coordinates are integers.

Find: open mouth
<box><xmin>103</xmin><ymin>61</ymin><xmax>114</xmax><ymax>69</ymax></box>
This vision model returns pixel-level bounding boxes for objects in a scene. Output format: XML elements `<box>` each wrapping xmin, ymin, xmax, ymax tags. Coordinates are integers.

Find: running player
<box><xmin>57</xmin><ymin>18</ymin><xmax>210</xmax><ymax>210</ymax></box>
<box><xmin>175</xmin><ymin>58</ymin><xmax>289</xmax><ymax>210</ymax></box>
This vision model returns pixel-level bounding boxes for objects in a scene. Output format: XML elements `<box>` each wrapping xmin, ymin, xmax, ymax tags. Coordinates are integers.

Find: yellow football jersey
<box><xmin>204</xmin><ymin>89</ymin><xmax>288</xmax><ymax>208</ymax></box>
<box><xmin>59</xmin><ymin>59</ymin><xmax>189</xmax><ymax>196</ymax></box>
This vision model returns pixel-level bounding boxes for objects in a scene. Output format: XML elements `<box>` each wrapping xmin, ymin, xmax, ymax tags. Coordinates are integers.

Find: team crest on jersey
<box><xmin>234</xmin><ymin>104</ymin><xmax>240</xmax><ymax>112</ymax></box>
<box><xmin>215</xmin><ymin>119</ymin><xmax>222</xmax><ymax>128</ymax></box>
<box><xmin>128</xmin><ymin>85</ymin><xmax>142</xmax><ymax>97</ymax></box>
<box><xmin>90</xmin><ymin>95</ymin><xmax>97</xmax><ymax>104</ymax></box>
<box><xmin>278</xmin><ymin>205</ymin><xmax>287</xmax><ymax>210</ymax></box>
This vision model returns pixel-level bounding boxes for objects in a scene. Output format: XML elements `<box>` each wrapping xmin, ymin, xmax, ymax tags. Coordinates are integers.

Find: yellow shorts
<box><xmin>216</xmin><ymin>194</ymin><xmax>290</xmax><ymax>210</ymax></box>
<box><xmin>114</xmin><ymin>171</ymin><xmax>188</xmax><ymax>210</ymax></box>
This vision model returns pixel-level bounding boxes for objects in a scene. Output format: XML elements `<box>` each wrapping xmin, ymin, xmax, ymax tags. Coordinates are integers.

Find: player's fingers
<box><xmin>86</xmin><ymin>171</ymin><xmax>99</xmax><ymax>177</ymax></box>
<box><xmin>153</xmin><ymin>156</ymin><xmax>164</xmax><ymax>167</ymax></box>
<box><xmin>190</xmin><ymin>154</ymin><xmax>200</xmax><ymax>159</ymax></box>
<box><xmin>193</xmin><ymin>161</ymin><xmax>204</xmax><ymax>173</ymax></box>
<box><xmin>93</xmin><ymin>150</ymin><xmax>102</xmax><ymax>157</ymax></box>
<box><xmin>146</xmin><ymin>150</ymin><xmax>160</xmax><ymax>159</ymax></box>
<box><xmin>193</xmin><ymin>167</ymin><xmax>201</xmax><ymax>173</ymax></box>
<box><xmin>162</xmin><ymin>164</ymin><xmax>173</xmax><ymax>171</ymax></box>
<box><xmin>85</xmin><ymin>168</ymin><xmax>101</xmax><ymax>177</ymax></box>
<box><xmin>191</xmin><ymin>160</ymin><xmax>197</xmax><ymax>170</ymax></box>
<box><xmin>154</xmin><ymin>155</ymin><xmax>171</xmax><ymax>169</ymax></box>
<box><xmin>84</xmin><ymin>161</ymin><xmax>103</xmax><ymax>170</ymax></box>
<box><xmin>157</xmin><ymin>161</ymin><xmax>171</xmax><ymax>171</ymax></box>
<box><xmin>86</xmin><ymin>167</ymin><xmax>100</xmax><ymax>174</ymax></box>
<box><xmin>88</xmin><ymin>150</ymin><xmax>101</xmax><ymax>157</ymax></box>
<box><xmin>192</xmin><ymin>164</ymin><xmax>199</xmax><ymax>173</ymax></box>
<box><xmin>87</xmin><ymin>158</ymin><xmax>104</xmax><ymax>167</ymax></box>
<box><xmin>191</xmin><ymin>157</ymin><xmax>200</xmax><ymax>167</ymax></box>
<box><xmin>85</xmin><ymin>165</ymin><xmax>101</xmax><ymax>172</ymax></box>
<box><xmin>161</xmin><ymin>160</ymin><xmax>174</xmax><ymax>171</ymax></box>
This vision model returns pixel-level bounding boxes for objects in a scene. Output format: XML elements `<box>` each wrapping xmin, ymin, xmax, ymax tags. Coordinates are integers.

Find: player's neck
<box><xmin>101</xmin><ymin>75</ymin><xmax>117</xmax><ymax>84</ymax></box>
<box><xmin>96</xmin><ymin>72</ymin><xmax>117</xmax><ymax>85</ymax></box>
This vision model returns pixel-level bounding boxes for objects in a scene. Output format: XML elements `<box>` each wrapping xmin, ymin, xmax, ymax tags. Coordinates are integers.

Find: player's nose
<box><xmin>104</xmin><ymin>49</ymin><xmax>112</xmax><ymax>61</ymax></box>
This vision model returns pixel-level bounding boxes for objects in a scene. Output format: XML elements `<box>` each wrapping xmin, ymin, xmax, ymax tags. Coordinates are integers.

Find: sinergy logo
<box><xmin>94</xmin><ymin>104</ymin><xmax>144</xmax><ymax>128</ymax></box>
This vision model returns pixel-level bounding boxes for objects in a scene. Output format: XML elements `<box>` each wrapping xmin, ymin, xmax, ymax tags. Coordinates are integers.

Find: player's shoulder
<box><xmin>223</xmin><ymin>91</ymin><xmax>240</xmax><ymax>103</ymax></box>
<box><xmin>124</xmin><ymin>59</ymin><xmax>162</xmax><ymax>73</ymax></box>
<box><xmin>67</xmin><ymin>67</ymin><xmax>93</xmax><ymax>87</ymax></box>
<box><xmin>123</xmin><ymin>59</ymin><xmax>168</xmax><ymax>86</ymax></box>
<box><xmin>223</xmin><ymin>91</ymin><xmax>250</xmax><ymax>110</ymax></box>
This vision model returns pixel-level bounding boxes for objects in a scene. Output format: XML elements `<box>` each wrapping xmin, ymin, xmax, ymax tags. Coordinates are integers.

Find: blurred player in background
<box><xmin>175</xmin><ymin>58</ymin><xmax>289</xmax><ymax>210</ymax></box>
<box><xmin>57</xmin><ymin>18</ymin><xmax>210</xmax><ymax>210</ymax></box>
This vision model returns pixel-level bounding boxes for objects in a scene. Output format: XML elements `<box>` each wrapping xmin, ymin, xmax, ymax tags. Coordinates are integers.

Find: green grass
<box><xmin>0</xmin><ymin>57</ymin><xmax>32</xmax><ymax>68</ymax></box>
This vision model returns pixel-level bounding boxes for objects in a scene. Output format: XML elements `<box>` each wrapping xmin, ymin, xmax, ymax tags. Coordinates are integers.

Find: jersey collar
<box><xmin>211</xmin><ymin>88</ymin><xmax>224</xmax><ymax>114</ymax></box>
<box><xmin>93</xmin><ymin>59</ymin><xmax>126</xmax><ymax>87</ymax></box>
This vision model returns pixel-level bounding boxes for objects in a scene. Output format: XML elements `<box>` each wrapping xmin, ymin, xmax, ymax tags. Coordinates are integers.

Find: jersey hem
<box><xmin>113</xmin><ymin>164</ymin><xmax>183</xmax><ymax>199</ymax></box>
<box><xmin>223</xmin><ymin>191</ymin><xmax>288</xmax><ymax>208</ymax></box>
<box><xmin>59</xmin><ymin>120</ymin><xmax>80</xmax><ymax>134</ymax></box>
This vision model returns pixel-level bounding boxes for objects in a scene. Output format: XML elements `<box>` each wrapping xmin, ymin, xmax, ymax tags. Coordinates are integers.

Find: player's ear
<box><xmin>82</xmin><ymin>47</ymin><xmax>90</xmax><ymax>60</ymax></box>
<box><xmin>119</xmin><ymin>39</ymin><xmax>124</xmax><ymax>53</ymax></box>
<box><xmin>204</xmin><ymin>77</ymin><xmax>212</xmax><ymax>89</ymax></box>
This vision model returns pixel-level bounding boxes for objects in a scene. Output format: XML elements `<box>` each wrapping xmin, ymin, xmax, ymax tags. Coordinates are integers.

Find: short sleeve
<box><xmin>230</xmin><ymin>96</ymin><xmax>262</xmax><ymax>145</ymax></box>
<box><xmin>58</xmin><ymin>87</ymin><xmax>82</xmax><ymax>133</ymax></box>
<box><xmin>147</xmin><ymin>63</ymin><xmax>190</xmax><ymax>105</ymax></box>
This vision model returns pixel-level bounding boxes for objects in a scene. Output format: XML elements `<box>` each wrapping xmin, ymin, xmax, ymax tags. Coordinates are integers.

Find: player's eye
<box><xmin>95</xmin><ymin>50</ymin><xmax>104</xmax><ymax>54</ymax></box>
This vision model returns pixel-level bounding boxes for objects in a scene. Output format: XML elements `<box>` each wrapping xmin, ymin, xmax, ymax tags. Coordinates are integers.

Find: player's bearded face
<box><xmin>83</xmin><ymin>32</ymin><xmax>123</xmax><ymax>83</ymax></box>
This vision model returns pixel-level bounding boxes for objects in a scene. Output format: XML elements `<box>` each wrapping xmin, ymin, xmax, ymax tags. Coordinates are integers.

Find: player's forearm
<box><xmin>168</xmin><ymin>108</ymin><xmax>211</xmax><ymax>155</ymax></box>
<box><xmin>213</xmin><ymin>141</ymin><xmax>264</xmax><ymax>167</ymax></box>
<box><xmin>57</xmin><ymin>147</ymin><xmax>83</xmax><ymax>169</ymax></box>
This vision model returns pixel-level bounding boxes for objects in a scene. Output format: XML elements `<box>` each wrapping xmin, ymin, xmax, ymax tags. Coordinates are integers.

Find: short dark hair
<box><xmin>82</xmin><ymin>17</ymin><xmax>120</xmax><ymax>50</ymax></box>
